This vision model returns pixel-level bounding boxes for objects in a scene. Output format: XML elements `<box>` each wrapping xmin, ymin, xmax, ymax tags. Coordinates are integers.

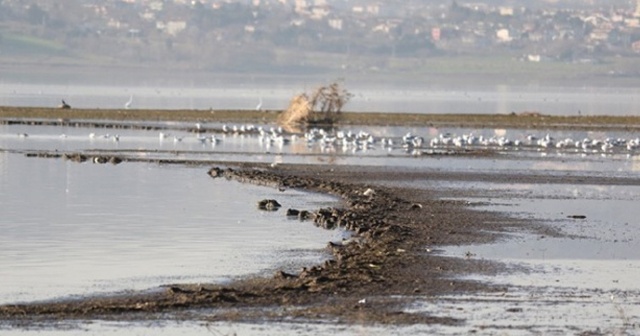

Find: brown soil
<box><xmin>2</xmin><ymin>106</ymin><xmax>640</xmax><ymax>131</ymax></box>
<box><xmin>0</xmin><ymin>161</ymin><xmax>538</xmax><ymax>326</ymax></box>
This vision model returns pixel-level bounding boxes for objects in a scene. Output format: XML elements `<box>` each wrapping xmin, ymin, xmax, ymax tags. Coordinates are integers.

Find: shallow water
<box><xmin>429</xmin><ymin>180</ymin><xmax>640</xmax><ymax>334</ymax></box>
<box><xmin>0</xmin><ymin>320</ymin><xmax>465</xmax><ymax>336</ymax></box>
<box><xmin>435</xmin><ymin>182</ymin><xmax>640</xmax><ymax>260</ymax></box>
<box><xmin>2</xmin><ymin>121</ymin><xmax>640</xmax><ymax>334</ymax></box>
<box><xmin>2</xmin><ymin>81</ymin><xmax>640</xmax><ymax>115</ymax></box>
<box><xmin>408</xmin><ymin>288</ymin><xmax>638</xmax><ymax>335</ymax></box>
<box><xmin>2</xmin><ymin>123</ymin><xmax>640</xmax><ymax>176</ymax></box>
<box><xmin>0</xmin><ymin>153</ymin><xmax>342</xmax><ymax>304</ymax></box>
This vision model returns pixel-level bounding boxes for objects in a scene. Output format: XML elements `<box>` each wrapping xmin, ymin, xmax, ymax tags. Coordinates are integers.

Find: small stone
<box><xmin>286</xmin><ymin>208</ymin><xmax>300</xmax><ymax>217</ymax></box>
<box><xmin>92</xmin><ymin>156</ymin><xmax>108</xmax><ymax>164</ymax></box>
<box><xmin>258</xmin><ymin>199</ymin><xmax>281</xmax><ymax>211</ymax></box>
<box><xmin>208</xmin><ymin>167</ymin><xmax>224</xmax><ymax>178</ymax></box>
<box><xmin>298</xmin><ymin>210</ymin><xmax>313</xmax><ymax>220</ymax></box>
<box><xmin>109</xmin><ymin>157</ymin><xmax>123</xmax><ymax>165</ymax></box>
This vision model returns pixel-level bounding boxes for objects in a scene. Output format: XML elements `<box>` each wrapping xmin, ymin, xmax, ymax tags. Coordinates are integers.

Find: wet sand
<box><xmin>1</xmin><ymin>106</ymin><xmax>638</xmax><ymax>331</ymax></box>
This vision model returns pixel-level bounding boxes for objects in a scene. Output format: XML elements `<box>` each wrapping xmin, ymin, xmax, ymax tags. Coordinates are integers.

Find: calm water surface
<box><xmin>2</xmin><ymin>81</ymin><xmax>640</xmax><ymax>115</ymax></box>
<box><xmin>0</xmin><ymin>153</ymin><xmax>342</xmax><ymax>304</ymax></box>
<box><xmin>2</xmin><ymin>123</ymin><xmax>640</xmax><ymax>175</ymax></box>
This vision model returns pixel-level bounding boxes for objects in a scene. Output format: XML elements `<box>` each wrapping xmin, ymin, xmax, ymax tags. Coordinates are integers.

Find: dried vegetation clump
<box><xmin>278</xmin><ymin>82</ymin><xmax>353</xmax><ymax>132</ymax></box>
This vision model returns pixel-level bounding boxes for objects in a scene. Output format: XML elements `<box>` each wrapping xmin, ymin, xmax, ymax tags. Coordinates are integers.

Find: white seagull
<box><xmin>124</xmin><ymin>95</ymin><xmax>133</xmax><ymax>109</ymax></box>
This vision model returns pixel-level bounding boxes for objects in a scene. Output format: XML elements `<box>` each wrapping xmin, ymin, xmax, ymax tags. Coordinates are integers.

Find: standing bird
<box><xmin>124</xmin><ymin>95</ymin><xmax>133</xmax><ymax>109</ymax></box>
<box><xmin>256</xmin><ymin>97</ymin><xmax>263</xmax><ymax>111</ymax></box>
<box><xmin>59</xmin><ymin>100</ymin><xmax>71</xmax><ymax>109</ymax></box>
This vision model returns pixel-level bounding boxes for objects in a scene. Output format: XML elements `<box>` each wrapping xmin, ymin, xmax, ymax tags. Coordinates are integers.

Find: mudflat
<box><xmin>0</xmin><ymin>106</ymin><xmax>638</xmax><ymax>329</ymax></box>
<box><xmin>0</xmin><ymin>162</ymin><xmax>549</xmax><ymax>325</ymax></box>
<box><xmin>2</xmin><ymin>106</ymin><xmax>640</xmax><ymax>130</ymax></box>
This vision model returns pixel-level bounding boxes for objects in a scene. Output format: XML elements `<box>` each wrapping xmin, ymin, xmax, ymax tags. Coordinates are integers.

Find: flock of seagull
<box><xmin>13</xmin><ymin>123</ymin><xmax>640</xmax><ymax>156</ymax></box>
<box><xmin>196</xmin><ymin>124</ymin><xmax>640</xmax><ymax>156</ymax></box>
<box><xmin>299</xmin><ymin>129</ymin><xmax>640</xmax><ymax>156</ymax></box>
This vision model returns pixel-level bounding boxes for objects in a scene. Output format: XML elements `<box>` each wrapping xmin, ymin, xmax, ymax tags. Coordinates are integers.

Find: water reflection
<box><xmin>2</xmin><ymin>81</ymin><xmax>640</xmax><ymax>115</ymax></box>
<box><xmin>2</xmin><ymin>123</ymin><xmax>640</xmax><ymax>176</ymax></box>
<box><xmin>392</xmin><ymin>178</ymin><xmax>640</xmax><ymax>334</ymax></box>
<box><xmin>2</xmin><ymin>121</ymin><xmax>640</xmax><ymax>334</ymax></box>
<box><xmin>0</xmin><ymin>154</ymin><xmax>342</xmax><ymax>304</ymax></box>
<box><xmin>422</xmin><ymin>181</ymin><xmax>640</xmax><ymax>259</ymax></box>
<box><xmin>0</xmin><ymin>320</ymin><xmax>452</xmax><ymax>336</ymax></box>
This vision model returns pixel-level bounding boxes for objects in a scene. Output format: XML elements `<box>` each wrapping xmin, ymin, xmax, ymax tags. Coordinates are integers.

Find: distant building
<box><xmin>294</xmin><ymin>0</ymin><xmax>307</xmax><ymax>14</ymax></box>
<box><xmin>310</xmin><ymin>6</ymin><xmax>330</xmax><ymax>20</ymax></box>
<box><xmin>499</xmin><ymin>7</ymin><xmax>513</xmax><ymax>16</ymax></box>
<box><xmin>158</xmin><ymin>21</ymin><xmax>187</xmax><ymax>36</ymax></box>
<box><xmin>366</xmin><ymin>5</ymin><xmax>380</xmax><ymax>15</ymax></box>
<box><xmin>625</xmin><ymin>18</ymin><xmax>640</xmax><ymax>27</ymax></box>
<box><xmin>328</xmin><ymin>18</ymin><xmax>343</xmax><ymax>30</ymax></box>
<box><xmin>128</xmin><ymin>28</ymin><xmax>141</xmax><ymax>38</ymax></box>
<box><xmin>431</xmin><ymin>27</ymin><xmax>441</xmax><ymax>41</ymax></box>
<box><xmin>496</xmin><ymin>28</ymin><xmax>511</xmax><ymax>42</ymax></box>
<box><xmin>527</xmin><ymin>54</ymin><xmax>541</xmax><ymax>62</ymax></box>
<box><xmin>108</xmin><ymin>18</ymin><xmax>125</xmax><ymax>29</ymax></box>
<box><xmin>149</xmin><ymin>1</ymin><xmax>163</xmax><ymax>11</ymax></box>
<box><xmin>140</xmin><ymin>12</ymin><xmax>155</xmax><ymax>21</ymax></box>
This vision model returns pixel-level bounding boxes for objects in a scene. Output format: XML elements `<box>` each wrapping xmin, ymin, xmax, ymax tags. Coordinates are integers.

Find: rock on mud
<box><xmin>258</xmin><ymin>199</ymin><xmax>281</xmax><ymax>211</ymax></box>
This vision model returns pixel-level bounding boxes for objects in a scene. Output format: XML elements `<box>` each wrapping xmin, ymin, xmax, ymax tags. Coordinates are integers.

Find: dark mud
<box><xmin>0</xmin><ymin>163</ymin><xmax>534</xmax><ymax>326</ymax></box>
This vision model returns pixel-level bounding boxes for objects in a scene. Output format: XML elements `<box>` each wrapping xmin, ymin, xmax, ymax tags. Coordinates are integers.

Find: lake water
<box><xmin>0</xmin><ymin>153</ymin><xmax>343</xmax><ymax>305</ymax></box>
<box><xmin>2</xmin><ymin>81</ymin><xmax>640</xmax><ymax>115</ymax></box>
<box><xmin>2</xmin><ymin>94</ymin><xmax>640</xmax><ymax>333</ymax></box>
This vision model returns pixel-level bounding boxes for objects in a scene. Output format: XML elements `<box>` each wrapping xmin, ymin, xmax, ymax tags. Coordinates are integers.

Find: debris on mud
<box><xmin>0</xmin><ymin>164</ymin><xmax>518</xmax><ymax>326</ymax></box>
<box><xmin>257</xmin><ymin>199</ymin><xmax>282</xmax><ymax>211</ymax></box>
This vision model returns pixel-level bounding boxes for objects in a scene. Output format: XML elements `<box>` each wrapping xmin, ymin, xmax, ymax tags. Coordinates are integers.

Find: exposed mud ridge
<box><xmin>0</xmin><ymin>118</ymin><xmax>234</xmax><ymax>135</ymax></box>
<box><xmin>3</xmin><ymin>106</ymin><xmax>640</xmax><ymax>131</ymax></box>
<box><xmin>20</xmin><ymin>152</ymin><xmax>125</xmax><ymax>165</ymax></box>
<box><xmin>0</xmin><ymin>165</ymin><xmax>517</xmax><ymax>326</ymax></box>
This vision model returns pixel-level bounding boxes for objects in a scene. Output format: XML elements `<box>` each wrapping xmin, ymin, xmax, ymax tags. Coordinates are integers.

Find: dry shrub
<box><xmin>278</xmin><ymin>94</ymin><xmax>313</xmax><ymax>127</ymax></box>
<box><xmin>278</xmin><ymin>81</ymin><xmax>352</xmax><ymax>132</ymax></box>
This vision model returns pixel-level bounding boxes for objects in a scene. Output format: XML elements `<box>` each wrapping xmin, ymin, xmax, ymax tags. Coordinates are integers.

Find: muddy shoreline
<box><xmin>3</xmin><ymin>106</ymin><xmax>640</xmax><ymax>131</ymax></box>
<box><xmin>1</xmin><ymin>108</ymin><xmax>634</xmax><ymax>330</ymax></box>
<box><xmin>0</xmin><ymin>160</ymin><xmax>544</xmax><ymax>326</ymax></box>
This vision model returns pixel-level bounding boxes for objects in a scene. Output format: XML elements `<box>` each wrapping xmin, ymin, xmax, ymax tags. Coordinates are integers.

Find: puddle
<box><xmin>0</xmin><ymin>153</ymin><xmax>343</xmax><ymax>304</ymax></box>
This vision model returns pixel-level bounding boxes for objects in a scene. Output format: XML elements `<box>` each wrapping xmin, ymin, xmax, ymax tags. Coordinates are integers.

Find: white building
<box><xmin>496</xmin><ymin>28</ymin><xmax>512</xmax><ymax>42</ymax></box>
